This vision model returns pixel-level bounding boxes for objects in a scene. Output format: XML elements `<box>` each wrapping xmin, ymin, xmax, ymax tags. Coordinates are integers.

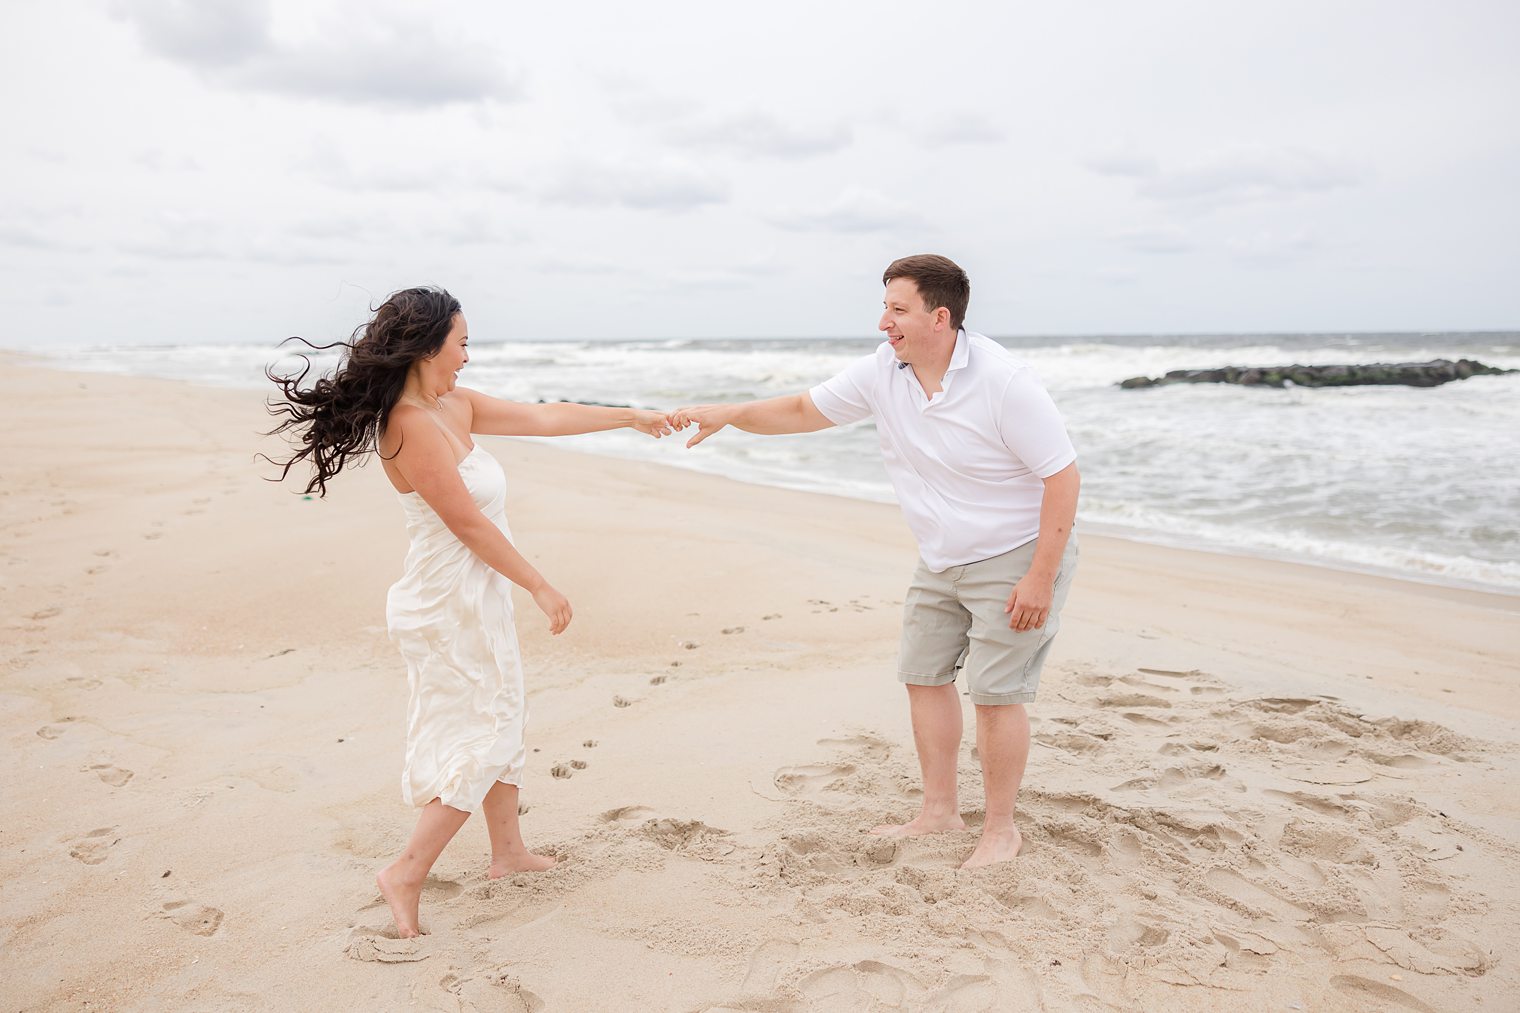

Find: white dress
<box><xmin>385</xmin><ymin>445</ymin><xmax>527</xmax><ymax>812</ymax></box>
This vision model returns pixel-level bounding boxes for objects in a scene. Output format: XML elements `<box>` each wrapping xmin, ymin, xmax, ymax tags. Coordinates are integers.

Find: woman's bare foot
<box><xmin>960</xmin><ymin>823</ymin><xmax>1023</xmax><ymax>868</ymax></box>
<box><xmin>488</xmin><ymin>848</ymin><xmax>557</xmax><ymax>878</ymax></box>
<box><xmin>869</xmin><ymin>812</ymin><xmax>968</xmax><ymax>837</ymax></box>
<box><xmin>375</xmin><ymin>864</ymin><xmax>424</xmax><ymax>938</ymax></box>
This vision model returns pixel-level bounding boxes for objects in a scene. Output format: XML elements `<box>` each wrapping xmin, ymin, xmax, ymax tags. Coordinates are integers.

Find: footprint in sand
<box><xmin>762</xmin><ymin>613</ymin><xmax>781</xmax><ymax>620</ymax></box>
<box><xmin>1100</xmin><ymin>692</ymin><xmax>1172</xmax><ymax>709</ymax></box>
<box><xmin>773</xmin><ymin>763</ymin><xmax>857</xmax><ymax>797</ymax></box>
<box><xmin>922</xmin><ymin>974</ymin><xmax>999</xmax><ymax>1009</ymax></box>
<box><xmin>162</xmin><ymin>900</ymin><xmax>224</xmax><ymax>936</ymax></box>
<box><xmin>612</xmin><ymin>695</ymin><xmax>634</xmax><ymax>708</ymax></box>
<box><xmin>721</xmin><ymin>626</ymin><xmax>745</xmax><ymax>635</ymax></box>
<box><xmin>741</xmin><ymin>939</ymin><xmax>799</xmax><ymax>995</ymax></box>
<box><xmin>1036</xmin><ymin>730</ymin><xmax>1111</xmax><ymax>755</ymax></box>
<box><xmin>799</xmin><ymin>960</ymin><xmax>923</xmax><ymax>1008</ymax></box>
<box><xmin>817</xmin><ymin>733</ymin><xmax>892</xmax><ymax>762</ymax></box>
<box><xmin>1330</xmin><ymin>974</ymin><xmax>1438</xmax><ymax>1013</ymax></box>
<box><xmin>87</xmin><ymin>764</ymin><xmax>134</xmax><ymax>787</ymax></box>
<box><xmin>649</xmin><ymin>674</ymin><xmax>669</xmax><ymax>685</ymax></box>
<box><xmin>344</xmin><ymin>926</ymin><xmax>430</xmax><ymax>963</ymax></box>
<box><xmin>1112</xmin><ymin>763</ymin><xmax>1228</xmax><ymax>793</ymax></box>
<box><xmin>550</xmin><ymin>763</ymin><xmax>573</xmax><ymax>779</ymax></box>
<box><xmin>637</xmin><ymin>818</ymin><xmax>734</xmax><ymax>859</ymax></box>
<box><xmin>1280</xmin><ymin>760</ymin><xmax>1374</xmax><ymax>786</ymax></box>
<box><xmin>1120</xmin><ymin>712</ymin><xmax>1173</xmax><ymax>728</ymax></box>
<box><xmin>26</xmin><ymin>606</ymin><xmax>61</xmax><ymax>621</ymax></box>
<box><xmin>37</xmin><ymin>719</ymin><xmax>75</xmax><ymax>739</ymax></box>
<box><xmin>1107</xmin><ymin>914</ymin><xmax>1171</xmax><ymax>953</ymax></box>
<box><xmin>69</xmin><ymin>827</ymin><xmax>120</xmax><ymax>865</ymax></box>
<box><xmin>599</xmin><ymin>805</ymin><xmax>655</xmax><ymax>824</ymax></box>
<box><xmin>582</xmin><ymin>739</ymin><xmax>598</xmax><ymax>748</ymax></box>
<box><xmin>442</xmin><ymin>970</ymin><xmax>545</xmax><ymax>1011</ymax></box>
<box><xmin>570</xmin><ymin>759</ymin><xmax>587</xmax><ymax>770</ymax></box>
<box><xmin>1262</xmin><ymin>788</ymin><xmax>1352</xmax><ymax>817</ymax></box>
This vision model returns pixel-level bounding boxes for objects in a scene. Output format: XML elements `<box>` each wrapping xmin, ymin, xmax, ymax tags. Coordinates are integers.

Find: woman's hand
<box><xmin>629</xmin><ymin>409</ymin><xmax>675</xmax><ymax>438</ymax></box>
<box><xmin>532</xmin><ymin>583</ymin><xmax>573</xmax><ymax>635</ymax></box>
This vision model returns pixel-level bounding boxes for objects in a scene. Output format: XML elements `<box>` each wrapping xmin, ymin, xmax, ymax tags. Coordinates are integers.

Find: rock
<box><xmin>1117</xmin><ymin>359</ymin><xmax>1514</xmax><ymax>390</ymax></box>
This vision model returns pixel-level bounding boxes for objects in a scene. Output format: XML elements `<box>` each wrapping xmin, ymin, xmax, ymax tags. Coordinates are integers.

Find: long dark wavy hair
<box><xmin>264</xmin><ymin>286</ymin><xmax>462</xmax><ymax>497</ymax></box>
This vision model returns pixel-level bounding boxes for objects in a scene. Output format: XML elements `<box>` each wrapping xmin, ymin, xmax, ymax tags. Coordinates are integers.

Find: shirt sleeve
<box><xmin>808</xmin><ymin>352</ymin><xmax>878</xmax><ymax>426</ymax></box>
<box><xmin>997</xmin><ymin>369</ymin><xmax>1077</xmax><ymax>478</ymax></box>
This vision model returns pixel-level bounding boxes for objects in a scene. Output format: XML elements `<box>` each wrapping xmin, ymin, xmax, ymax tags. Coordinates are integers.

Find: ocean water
<box><xmin>50</xmin><ymin>331</ymin><xmax>1520</xmax><ymax>593</ymax></box>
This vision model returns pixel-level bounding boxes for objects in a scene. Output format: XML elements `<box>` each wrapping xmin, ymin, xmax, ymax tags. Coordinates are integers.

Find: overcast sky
<box><xmin>3</xmin><ymin>0</ymin><xmax>1517</xmax><ymax>347</ymax></box>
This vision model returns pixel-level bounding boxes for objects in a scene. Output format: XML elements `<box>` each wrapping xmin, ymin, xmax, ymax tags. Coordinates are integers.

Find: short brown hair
<box><xmin>882</xmin><ymin>254</ymin><xmax>970</xmax><ymax>330</ymax></box>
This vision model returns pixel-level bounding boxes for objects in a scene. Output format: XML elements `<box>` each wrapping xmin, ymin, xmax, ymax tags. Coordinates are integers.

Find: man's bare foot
<box><xmin>869</xmin><ymin>812</ymin><xmax>968</xmax><ymax>837</ymax></box>
<box><xmin>375</xmin><ymin>864</ymin><xmax>424</xmax><ymax>938</ymax></box>
<box><xmin>960</xmin><ymin>824</ymin><xmax>1023</xmax><ymax>868</ymax></box>
<box><xmin>488</xmin><ymin>849</ymin><xmax>557</xmax><ymax>878</ymax></box>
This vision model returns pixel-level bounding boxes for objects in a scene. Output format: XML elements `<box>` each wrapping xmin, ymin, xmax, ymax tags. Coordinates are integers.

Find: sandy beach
<box><xmin>2</xmin><ymin>360</ymin><xmax>1517</xmax><ymax>1012</ymax></box>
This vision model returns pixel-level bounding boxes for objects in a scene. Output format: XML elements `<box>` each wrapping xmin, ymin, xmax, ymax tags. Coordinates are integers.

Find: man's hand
<box><xmin>1003</xmin><ymin>572</ymin><xmax>1055</xmax><ymax>632</ymax></box>
<box><xmin>670</xmin><ymin>404</ymin><xmax>737</xmax><ymax>448</ymax></box>
<box><xmin>531</xmin><ymin>583</ymin><xmax>573</xmax><ymax>635</ymax></box>
<box><xmin>629</xmin><ymin>409</ymin><xmax>674</xmax><ymax>439</ymax></box>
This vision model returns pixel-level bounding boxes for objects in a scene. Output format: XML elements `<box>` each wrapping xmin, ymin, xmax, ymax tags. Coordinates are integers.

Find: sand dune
<box><xmin>2</xmin><ymin>361</ymin><xmax>1517</xmax><ymax>1011</ymax></box>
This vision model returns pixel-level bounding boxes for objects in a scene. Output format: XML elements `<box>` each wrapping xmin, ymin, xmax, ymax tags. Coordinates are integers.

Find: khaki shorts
<box><xmin>898</xmin><ymin>537</ymin><xmax>1078</xmax><ymax>706</ymax></box>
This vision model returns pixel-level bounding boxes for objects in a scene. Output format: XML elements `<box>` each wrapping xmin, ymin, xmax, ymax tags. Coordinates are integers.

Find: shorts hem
<box><xmin>899</xmin><ymin>670</ymin><xmax>958</xmax><ymax>688</ymax></box>
<box><xmin>968</xmin><ymin>689</ymin><xmax>1037</xmax><ymax>706</ymax></box>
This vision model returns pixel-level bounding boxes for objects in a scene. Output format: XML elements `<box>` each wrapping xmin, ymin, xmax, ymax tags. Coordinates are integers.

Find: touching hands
<box><xmin>629</xmin><ymin>409</ymin><xmax>676</xmax><ymax>439</ymax></box>
<box><xmin>668</xmin><ymin>404</ymin><xmax>735</xmax><ymax>448</ymax></box>
<box><xmin>532</xmin><ymin>583</ymin><xmax>573</xmax><ymax>635</ymax></box>
<box><xmin>1003</xmin><ymin>572</ymin><xmax>1054</xmax><ymax>632</ymax></box>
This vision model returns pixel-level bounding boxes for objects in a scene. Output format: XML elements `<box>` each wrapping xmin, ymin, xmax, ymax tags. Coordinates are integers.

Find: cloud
<box><xmin>1086</xmin><ymin>147</ymin><xmax>1160</xmax><ymax>179</ymax></box>
<box><xmin>0</xmin><ymin>208</ymin><xmax>92</xmax><ymax>252</ymax></box>
<box><xmin>114</xmin><ymin>212</ymin><xmax>348</xmax><ymax>265</ymax></box>
<box><xmin>671</xmin><ymin>112</ymin><xmax>852</xmax><ymax>158</ymax></box>
<box><xmin>1226</xmin><ymin>229</ymin><xmax>1322</xmax><ymax>266</ymax></box>
<box><xmin>117</xmin><ymin>0</ymin><xmax>271</xmax><ymax>66</ymax></box>
<box><xmin>0</xmin><ymin>225</ymin><xmax>91</xmax><ymax>253</ymax></box>
<box><xmin>768</xmin><ymin>186</ymin><xmax>922</xmax><ymax>233</ymax></box>
<box><xmin>1141</xmin><ymin>149</ymin><xmax>1358</xmax><ymax>205</ymax></box>
<box><xmin>923</xmin><ymin>115</ymin><xmax>1007</xmax><ymax>146</ymax></box>
<box><xmin>297</xmin><ymin>148</ymin><xmax>464</xmax><ymax>192</ymax></box>
<box><xmin>1090</xmin><ymin>145</ymin><xmax>1360</xmax><ymax>209</ymax></box>
<box><xmin>598</xmin><ymin>74</ymin><xmax>702</xmax><ymax>123</ymax></box>
<box><xmin>1113</xmin><ymin>224</ymin><xmax>1193</xmax><ymax>255</ymax></box>
<box><xmin>135</xmin><ymin>148</ymin><xmax>204</xmax><ymax>173</ymax></box>
<box><xmin>530</xmin><ymin>258</ymin><xmax>623</xmax><ymax>276</ymax></box>
<box><xmin>115</xmin><ymin>1</ymin><xmax>521</xmax><ymax>107</ymax></box>
<box><xmin>543</xmin><ymin>157</ymin><xmax>728</xmax><ymax>212</ymax></box>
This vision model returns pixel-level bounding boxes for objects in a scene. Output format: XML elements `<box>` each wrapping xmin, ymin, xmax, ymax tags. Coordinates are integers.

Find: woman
<box><xmin>266</xmin><ymin>287</ymin><xmax>672</xmax><ymax>938</ymax></box>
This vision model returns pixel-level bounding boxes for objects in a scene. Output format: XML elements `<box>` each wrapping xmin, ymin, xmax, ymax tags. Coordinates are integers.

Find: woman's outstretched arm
<box><xmin>460</xmin><ymin>387</ymin><xmax>673</xmax><ymax>439</ymax></box>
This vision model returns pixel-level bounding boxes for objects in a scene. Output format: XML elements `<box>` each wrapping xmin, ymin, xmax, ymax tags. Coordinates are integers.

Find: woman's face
<box><xmin>428</xmin><ymin>313</ymin><xmax>469</xmax><ymax>391</ymax></box>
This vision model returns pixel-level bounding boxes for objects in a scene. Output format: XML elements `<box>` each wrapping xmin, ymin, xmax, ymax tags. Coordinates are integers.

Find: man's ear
<box><xmin>935</xmin><ymin>306</ymin><xmax>952</xmax><ymax>331</ymax></box>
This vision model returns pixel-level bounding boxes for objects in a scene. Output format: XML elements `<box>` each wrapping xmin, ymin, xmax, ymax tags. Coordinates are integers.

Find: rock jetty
<box><xmin>1118</xmin><ymin>358</ymin><xmax>1514</xmax><ymax>390</ymax></box>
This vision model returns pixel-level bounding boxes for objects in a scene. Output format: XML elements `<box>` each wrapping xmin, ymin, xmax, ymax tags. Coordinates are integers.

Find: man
<box><xmin>672</xmin><ymin>254</ymin><xmax>1079</xmax><ymax>868</ymax></box>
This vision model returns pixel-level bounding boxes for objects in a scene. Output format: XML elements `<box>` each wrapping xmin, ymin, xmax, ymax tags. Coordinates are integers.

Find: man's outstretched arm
<box><xmin>671</xmin><ymin>393</ymin><xmax>835</xmax><ymax>447</ymax></box>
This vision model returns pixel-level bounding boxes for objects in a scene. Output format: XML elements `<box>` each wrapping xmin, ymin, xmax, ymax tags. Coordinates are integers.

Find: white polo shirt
<box><xmin>809</xmin><ymin>329</ymin><xmax>1076</xmax><ymax>572</ymax></box>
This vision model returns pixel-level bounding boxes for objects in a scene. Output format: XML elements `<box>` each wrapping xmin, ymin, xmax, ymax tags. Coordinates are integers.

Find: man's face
<box><xmin>878</xmin><ymin>277</ymin><xmax>946</xmax><ymax>363</ymax></box>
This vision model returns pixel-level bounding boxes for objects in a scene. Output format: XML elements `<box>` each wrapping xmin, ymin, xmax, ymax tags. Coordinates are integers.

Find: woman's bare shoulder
<box><xmin>379</xmin><ymin>403</ymin><xmax>435</xmax><ymax>454</ymax></box>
